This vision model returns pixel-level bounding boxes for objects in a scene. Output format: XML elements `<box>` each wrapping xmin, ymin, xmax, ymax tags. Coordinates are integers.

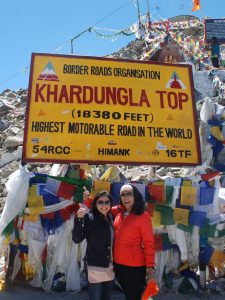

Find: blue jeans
<box><xmin>88</xmin><ymin>280</ymin><xmax>114</xmax><ymax>300</ymax></box>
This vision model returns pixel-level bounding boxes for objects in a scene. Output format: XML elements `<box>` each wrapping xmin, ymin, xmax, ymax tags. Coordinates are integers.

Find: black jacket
<box><xmin>72</xmin><ymin>212</ymin><xmax>113</xmax><ymax>268</ymax></box>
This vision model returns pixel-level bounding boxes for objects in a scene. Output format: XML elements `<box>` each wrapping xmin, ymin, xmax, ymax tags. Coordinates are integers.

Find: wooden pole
<box><xmin>146</xmin><ymin>0</ymin><xmax>151</xmax><ymax>31</ymax></box>
<box><xmin>146</xmin><ymin>0</ymin><xmax>151</xmax><ymax>23</ymax></box>
<box><xmin>136</xmin><ymin>0</ymin><xmax>142</xmax><ymax>30</ymax></box>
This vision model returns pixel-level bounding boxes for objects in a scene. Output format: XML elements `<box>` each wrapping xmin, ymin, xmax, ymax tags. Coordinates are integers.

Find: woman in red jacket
<box><xmin>112</xmin><ymin>184</ymin><xmax>155</xmax><ymax>300</ymax></box>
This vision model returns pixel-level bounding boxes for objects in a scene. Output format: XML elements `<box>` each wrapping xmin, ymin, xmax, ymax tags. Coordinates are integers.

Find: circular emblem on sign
<box><xmin>152</xmin><ymin>150</ymin><xmax>159</xmax><ymax>156</ymax></box>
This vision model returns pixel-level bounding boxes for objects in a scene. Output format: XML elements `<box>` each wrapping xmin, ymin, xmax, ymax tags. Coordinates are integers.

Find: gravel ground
<box><xmin>0</xmin><ymin>284</ymin><xmax>225</xmax><ymax>300</ymax></box>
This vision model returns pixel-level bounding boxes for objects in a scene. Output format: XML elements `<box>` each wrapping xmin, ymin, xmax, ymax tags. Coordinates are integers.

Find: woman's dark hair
<box><xmin>91</xmin><ymin>190</ymin><xmax>113</xmax><ymax>215</ymax></box>
<box><xmin>120</xmin><ymin>185</ymin><xmax>145</xmax><ymax>215</ymax></box>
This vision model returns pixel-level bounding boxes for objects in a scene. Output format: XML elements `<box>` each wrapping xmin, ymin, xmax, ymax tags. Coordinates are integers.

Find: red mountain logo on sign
<box><xmin>38</xmin><ymin>109</ymin><xmax>46</xmax><ymax>116</ymax></box>
<box><xmin>37</xmin><ymin>61</ymin><xmax>59</xmax><ymax>81</ymax></box>
<box><xmin>166</xmin><ymin>71</ymin><xmax>186</xmax><ymax>89</ymax></box>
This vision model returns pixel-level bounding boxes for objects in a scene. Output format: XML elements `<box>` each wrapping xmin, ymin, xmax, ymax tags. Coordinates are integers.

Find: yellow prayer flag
<box><xmin>209</xmin><ymin>180</ymin><xmax>215</xmax><ymax>187</ymax></box>
<box><xmin>182</xmin><ymin>180</ymin><xmax>192</xmax><ymax>187</ymax></box>
<box><xmin>3</xmin><ymin>235</ymin><xmax>10</xmax><ymax>247</ymax></box>
<box><xmin>99</xmin><ymin>166</ymin><xmax>120</xmax><ymax>181</ymax></box>
<box><xmin>174</xmin><ymin>208</ymin><xmax>190</xmax><ymax>225</ymax></box>
<box><xmin>28</xmin><ymin>195</ymin><xmax>37</xmax><ymax>207</ymax></box>
<box><xmin>28</xmin><ymin>186</ymin><xmax>37</xmax><ymax>197</ymax></box>
<box><xmin>152</xmin><ymin>211</ymin><xmax>162</xmax><ymax>228</ymax></box>
<box><xmin>28</xmin><ymin>195</ymin><xmax>44</xmax><ymax>215</ymax></box>
<box><xmin>12</xmin><ymin>238</ymin><xmax>20</xmax><ymax>246</ymax></box>
<box><xmin>152</xmin><ymin>181</ymin><xmax>164</xmax><ymax>186</ymax></box>
<box><xmin>209</xmin><ymin>249</ymin><xmax>225</xmax><ymax>271</ymax></box>
<box><xmin>210</xmin><ymin>126</ymin><xmax>224</xmax><ymax>141</ymax></box>
<box><xmin>23</xmin><ymin>214</ymin><xmax>39</xmax><ymax>222</ymax></box>
<box><xmin>181</xmin><ymin>187</ymin><xmax>197</xmax><ymax>206</ymax></box>
<box><xmin>92</xmin><ymin>180</ymin><xmax>111</xmax><ymax>195</ymax></box>
<box><xmin>0</xmin><ymin>280</ymin><xmax>5</xmax><ymax>291</ymax></box>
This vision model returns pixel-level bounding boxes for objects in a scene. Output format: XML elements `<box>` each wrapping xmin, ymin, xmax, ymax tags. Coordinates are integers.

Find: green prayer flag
<box><xmin>160</xmin><ymin>206</ymin><xmax>174</xmax><ymax>225</ymax></box>
<box><xmin>177</xmin><ymin>223</ymin><xmax>194</xmax><ymax>233</ymax></box>
<box><xmin>166</xmin><ymin>186</ymin><xmax>174</xmax><ymax>204</ymax></box>
<box><xmin>217</xmin><ymin>228</ymin><xmax>225</xmax><ymax>238</ymax></box>
<box><xmin>2</xmin><ymin>220</ymin><xmax>14</xmax><ymax>236</ymax></box>
<box><xmin>200</xmin><ymin>219</ymin><xmax>217</xmax><ymax>238</ymax></box>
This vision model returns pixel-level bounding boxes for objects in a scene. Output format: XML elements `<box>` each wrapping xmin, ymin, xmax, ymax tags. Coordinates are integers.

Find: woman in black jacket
<box><xmin>72</xmin><ymin>190</ymin><xmax>114</xmax><ymax>300</ymax></box>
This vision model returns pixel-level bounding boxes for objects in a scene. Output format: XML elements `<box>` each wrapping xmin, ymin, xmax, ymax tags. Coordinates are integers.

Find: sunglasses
<box><xmin>120</xmin><ymin>191</ymin><xmax>133</xmax><ymax>197</ymax></box>
<box><xmin>96</xmin><ymin>200</ymin><xmax>111</xmax><ymax>206</ymax></box>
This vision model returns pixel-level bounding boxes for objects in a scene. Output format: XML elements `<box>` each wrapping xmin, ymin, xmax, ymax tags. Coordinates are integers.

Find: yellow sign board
<box><xmin>23</xmin><ymin>53</ymin><xmax>201</xmax><ymax>166</ymax></box>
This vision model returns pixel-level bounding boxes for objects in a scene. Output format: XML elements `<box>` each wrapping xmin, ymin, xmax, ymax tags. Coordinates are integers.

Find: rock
<box><xmin>4</xmin><ymin>135</ymin><xmax>23</xmax><ymax>148</ymax></box>
<box><xmin>0</xmin><ymin>122</ymin><xmax>4</xmax><ymax>131</ymax></box>
<box><xmin>5</xmin><ymin>92</ymin><xmax>17</xmax><ymax>99</ymax></box>
<box><xmin>156</xmin><ymin>167</ymin><xmax>167</xmax><ymax>176</ymax></box>
<box><xmin>1</xmin><ymin>188</ymin><xmax>7</xmax><ymax>197</ymax></box>
<box><xmin>0</xmin><ymin>147</ymin><xmax>23</xmax><ymax>168</ymax></box>
<box><xmin>9</xmin><ymin>127</ymin><xmax>20</xmax><ymax>135</ymax></box>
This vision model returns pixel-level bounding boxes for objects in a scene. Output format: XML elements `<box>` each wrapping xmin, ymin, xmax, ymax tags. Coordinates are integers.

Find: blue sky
<box><xmin>0</xmin><ymin>0</ymin><xmax>224</xmax><ymax>92</ymax></box>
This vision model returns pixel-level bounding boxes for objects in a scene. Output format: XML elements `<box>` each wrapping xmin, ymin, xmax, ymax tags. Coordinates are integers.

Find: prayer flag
<box><xmin>209</xmin><ymin>249</ymin><xmax>225</xmax><ymax>270</ymax></box>
<box><xmin>182</xmin><ymin>180</ymin><xmax>192</xmax><ymax>187</ymax></box>
<box><xmin>44</xmin><ymin>178</ymin><xmax>61</xmax><ymax>196</ymax></box>
<box><xmin>43</xmin><ymin>194</ymin><xmax>60</xmax><ymax>206</ymax></box>
<box><xmin>174</xmin><ymin>208</ymin><xmax>189</xmax><ymax>225</ymax></box>
<box><xmin>165</xmin><ymin>186</ymin><xmax>173</xmax><ymax>204</ymax></box>
<box><xmin>156</xmin><ymin>205</ymin><xmax>174</xmax><ymax>225</ymax></box>
<box><xmin>28</xmin><ymin>195</ymin><xmax>44</xmax><ymax>215</ymax></box>
<box><xmin>200</xmin><ymin>219</ymin><xmax>217</xmax><ymax>238</ymax></box>
<box><xmin>28</xmin><ymin>186</ymin><xmax>37</xmax><ymax>197</ymax></box>
<box><xmin>57</xmin><ymin>181</ymin><xmax>76</xmax><ymax>200</ymax></box>
<box><xmin>152</xmin><ymin>211</ymin><xmax>162</xmax><ymax>227</ymax></box>
<box><xmin>189</xmin><ymin>211</ymin><xmax>207</xmax><ymax>227</ymax></box>
<box><xmin>162</xmin><ymin>233</ymin><xmax>173</xmax><ymax>250</ymax></box>
<box><xmin>199</xmin><ymin>246</ymin><xmax>214</xmax><ymax>264</ymax></box>
<box><xmin>154</xmin><ymin>234</ymin><xmax>163</xmax><ymax>251</ymax></box>
<box><xmin>199</xmin><ymin>187</ymin><xmax>215</xmax><ymax>205</ymax></box>
<box><xmin>111</xmin><ymin>182</ymin><xmax>124</xmax><ymax>205</ymax></box>
<box><xmin>177</xmin><ymin>223</ymin><xmax>194</xmax><ymax>233</ymax></box>
<box><xmin>131</xmin><ymin>183</ymin><xmax>146</xmax><ymax>200</ymax></box>
<box><xmin>201</xmin><ymin>172</ymin><xmax>221</xmax><ymax>182</ymax></box>
<box><xmin>146</xmin><ymin>203</ymin><xmax>155</xmax><ymax>217</ymax></box>
<box><xmin>210</xmin><ymin>126</ymin><xmax>224</xmax><ymax>141</ymax></box>
<box><xmin>181</xmin><ymin>187</ymin><xmax>197</xmax><ymax>206</ymax></box>
<box><xmin>192</xmin><ymin>0</ymin><xmax>201</xmax><ymax>12</ymax></box>
<box><xmin>148</xmin><ymin>184</ymin><xmax>164</xmax><ymax>203</ymax></box>
<box><xmin>93</xmin><ymin>180</ymin><xmax>111</xmax><ymax>194</ymax></box>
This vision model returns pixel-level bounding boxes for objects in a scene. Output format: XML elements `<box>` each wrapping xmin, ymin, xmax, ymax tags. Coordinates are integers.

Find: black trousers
<box><xmin>211</xmin><ymin>57</ymin><xmax>219</xmax><ymax>68</ymax></box>
<box><xmin>114</xmin><ymin>263</ymin><xmax>146</xmax><ymax>300</ymax></box>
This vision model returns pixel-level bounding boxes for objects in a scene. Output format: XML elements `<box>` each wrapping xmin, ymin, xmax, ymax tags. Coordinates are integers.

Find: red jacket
<box><xmin>112</xmin><ymin>207</ymin><xmax>155</xmax><ymax>267</ymax></box>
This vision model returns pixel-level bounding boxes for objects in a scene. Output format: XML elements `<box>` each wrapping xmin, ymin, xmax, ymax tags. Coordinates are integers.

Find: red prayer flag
<box><xmin>41</xmin><ymin>245</ymin><xmax>47</xmax><ymax>262</ymax></box>
<box><xmin>41</xmin><ymin>212</ymin><xmax>55</xmax><ymax>219</ymax></box>
<box><xmin>57</xmin><ymin>182</ymin><xmax>76</xmax><ymax>200</ymax></box>
<box><xmin>148</xmin><ymin>184</ymin><xmax>164</xmax><ymax>202</ymax></box>
<box><xmin>154</xmin><ymin>234</ymin><xmax>163</xmax><ymax>252</ymax></box>
<box><xmin>60</xmin><ymin>203</ymin><xmax>77</xmax><ymax>221</ymax></box>
<box><xmin>84</xmin><ymin>197</ymin><xmax>93</xmax><ymax>209</ymax></box>
<box><xmin>201</xmin><ymin>172</ymin><xmax>221</xmax><ymax>181</ymax></box>
<box><xmin>146</xmin><ymin>203</ymin><xmax>155</xmax><ymax>217</ymax></box>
